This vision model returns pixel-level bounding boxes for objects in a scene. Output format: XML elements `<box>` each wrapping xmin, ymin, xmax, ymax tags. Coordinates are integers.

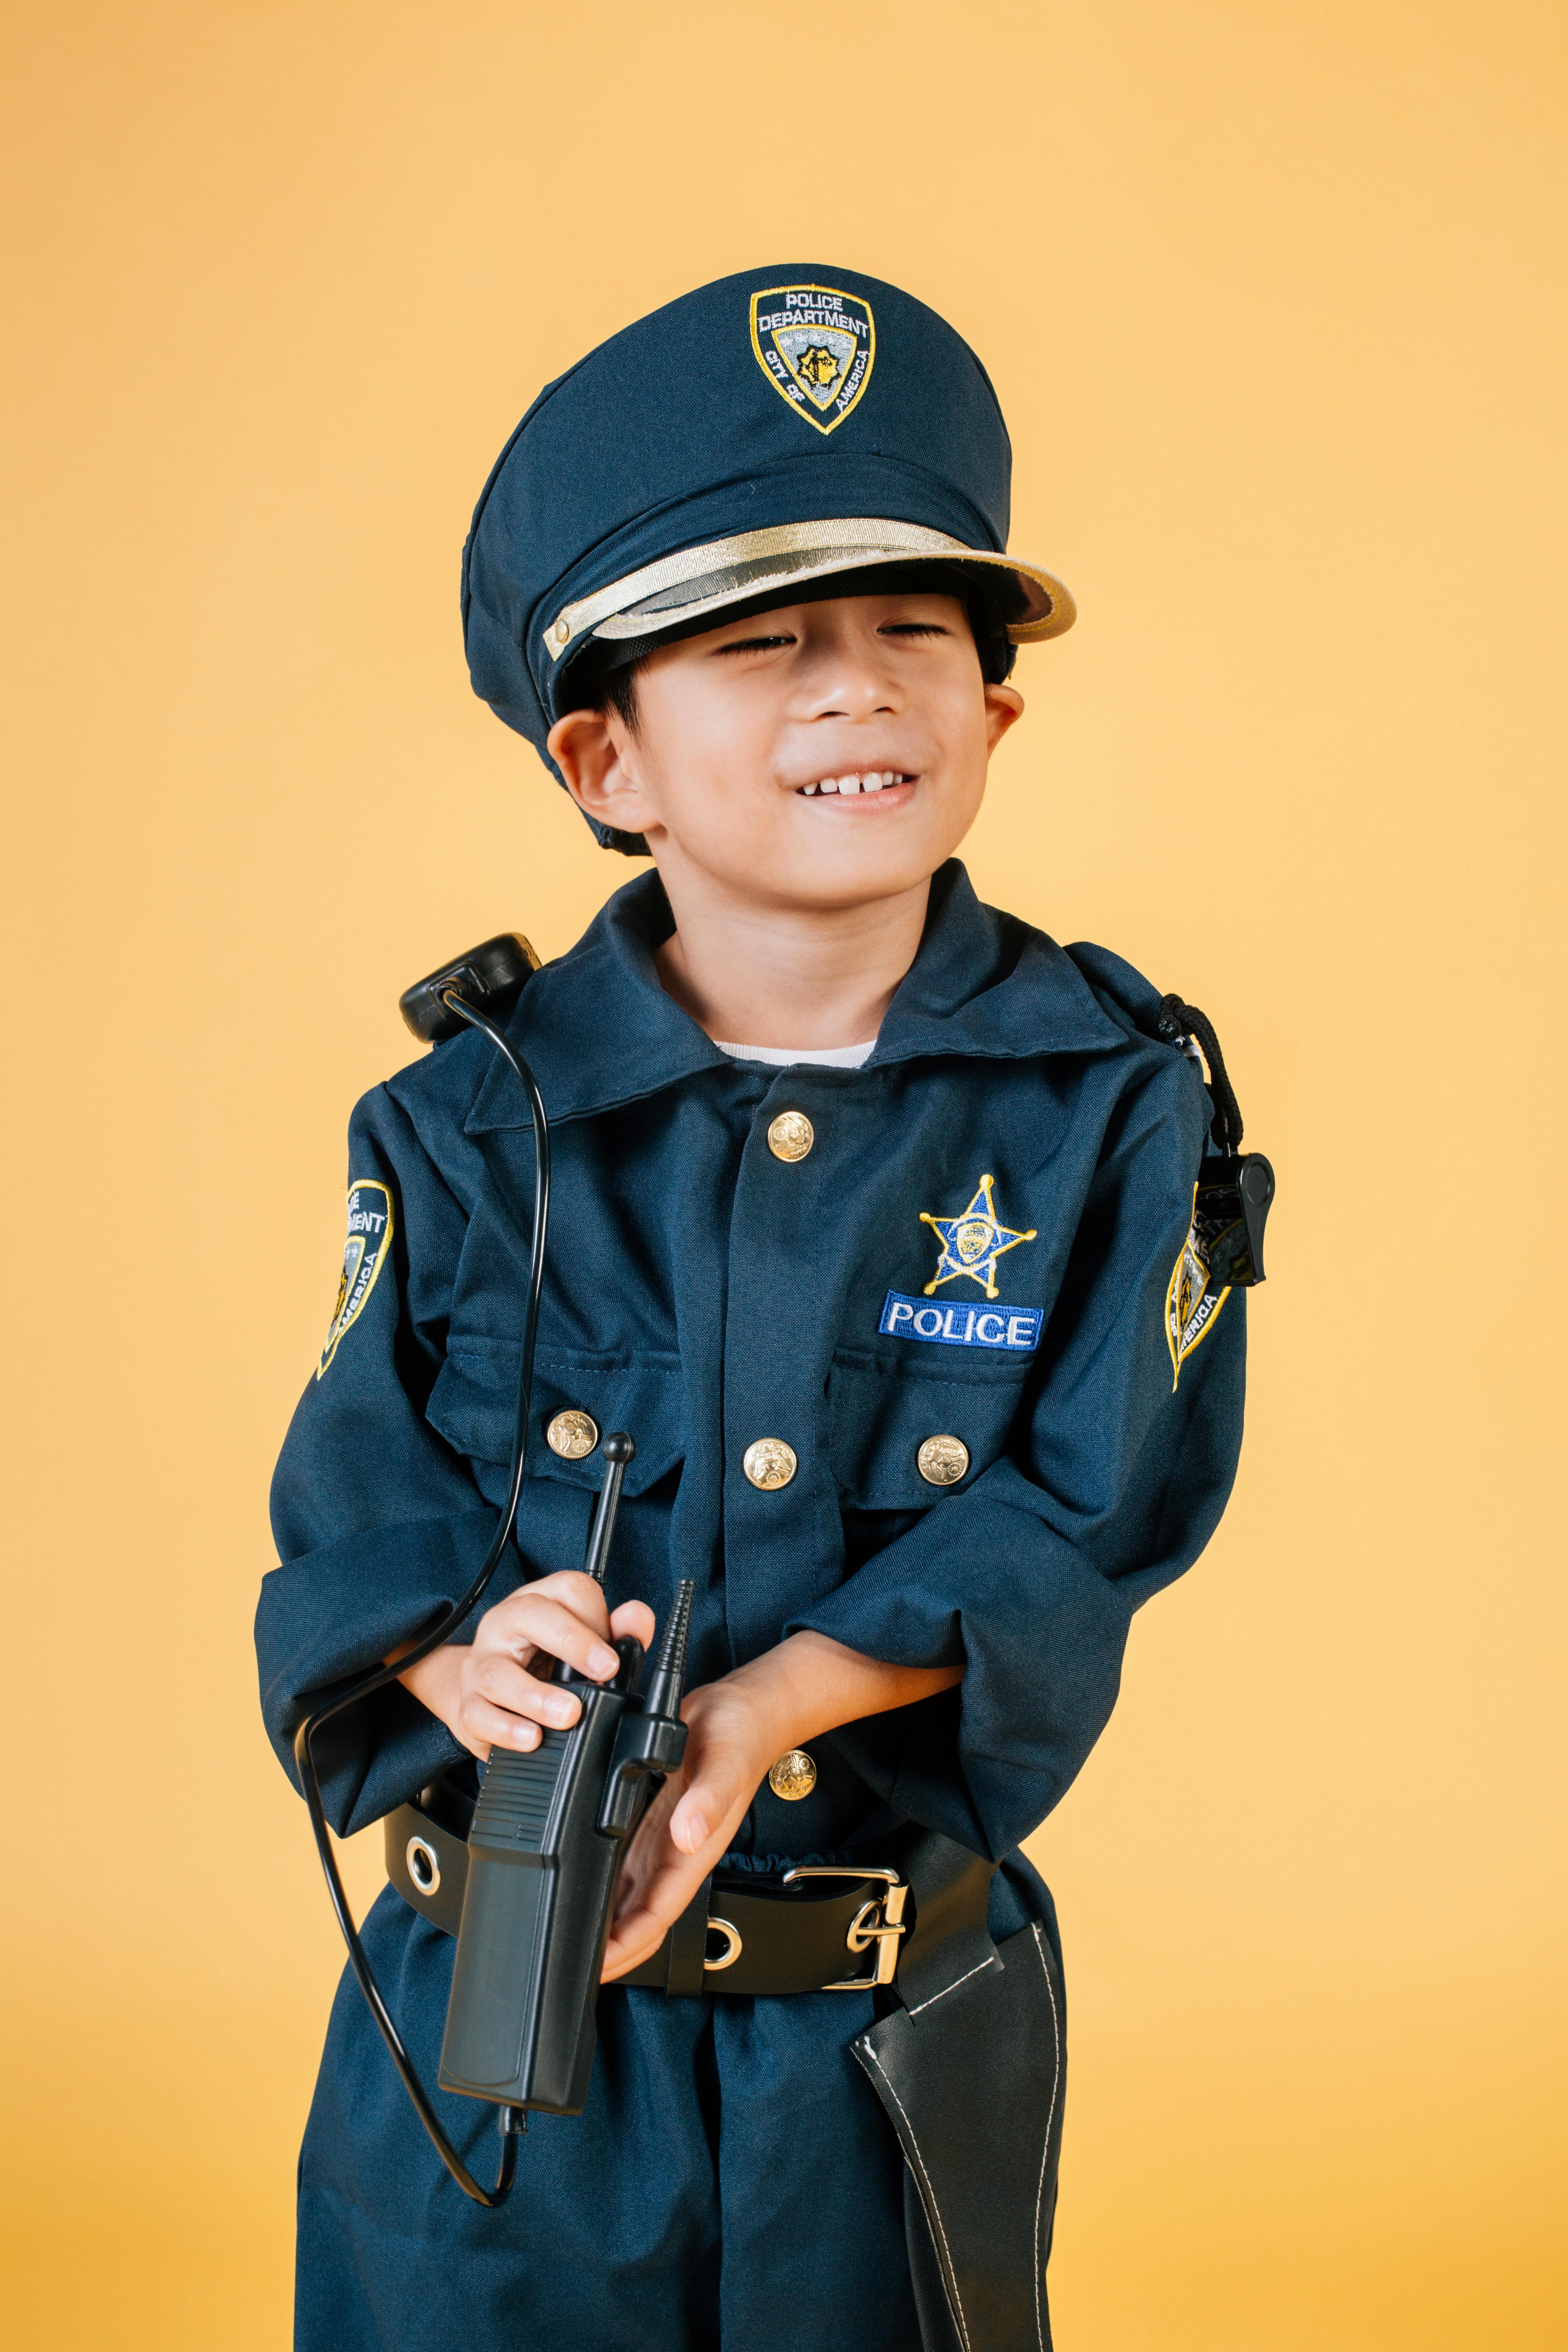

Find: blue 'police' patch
<box><xmin>880</xmin><ymin>1290</ymin><xmax>1042</xmax><ymax>1352</ymax></box>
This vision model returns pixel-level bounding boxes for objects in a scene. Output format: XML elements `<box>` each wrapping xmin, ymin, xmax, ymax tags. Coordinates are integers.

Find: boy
<box><xmin>258</xmin><ymin>266</ymin><xmax>1248</xmax><ymax>2352</ymax></box>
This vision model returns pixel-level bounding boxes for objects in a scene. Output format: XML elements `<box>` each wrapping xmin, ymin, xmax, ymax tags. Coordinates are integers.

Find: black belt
<box><xmin>385</xmin><ymin>1788</ymin><xmax>989</xmax><ymax>2001</ymax></box>
<box><xmin>631</xmin><ymin>1863</ymin><xmax>913</xmax><ymax>1996</ymax></box>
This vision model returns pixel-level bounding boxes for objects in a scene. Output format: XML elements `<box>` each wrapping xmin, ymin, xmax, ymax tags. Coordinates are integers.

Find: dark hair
<box><xmin>597</xmin><ymin>660</ymin><xmax>644</xmax><ymax>734</ymax></box>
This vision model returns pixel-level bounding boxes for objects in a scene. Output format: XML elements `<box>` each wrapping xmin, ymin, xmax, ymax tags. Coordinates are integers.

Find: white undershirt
<box><xmin>714</xmin><ymin>1038</ymin><xmax>878</xmax><ymax>1069</ymax></box>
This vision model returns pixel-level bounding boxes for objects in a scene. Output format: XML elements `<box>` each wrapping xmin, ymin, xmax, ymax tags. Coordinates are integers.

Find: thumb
<box><xmin>668</xmin><ymin>1781</ymin><xmax>711</xmax><ymax>1855</ymax></box>
<box><xmin>668</xmin><ymin>1728</ymin><xmax>756</xmax><ymax>1857</ymax></box>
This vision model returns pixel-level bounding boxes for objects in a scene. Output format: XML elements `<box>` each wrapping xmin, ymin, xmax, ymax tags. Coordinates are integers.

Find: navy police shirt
<box><xmin>258</xmin><ymin>861</ymin><xmax>1245</xmax><ymax>1867</ymax></box>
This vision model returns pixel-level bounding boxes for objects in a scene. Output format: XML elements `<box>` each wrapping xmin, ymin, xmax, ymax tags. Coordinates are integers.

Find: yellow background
<box><xmin>4</xmin><ymin>3</ymin><xmax>1564</xmax><ymax>2344</ymax></box>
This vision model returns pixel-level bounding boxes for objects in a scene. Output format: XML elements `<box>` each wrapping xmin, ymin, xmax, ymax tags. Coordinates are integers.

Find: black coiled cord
<box><xmin>291</xmin><ymin>988</ymin><xmax>549</xmax><ymax>2205</ymax></box>
<box><xmin>1155</xmin><ymin>993</ymin><xmax>1245</xmax><ymax>1153</ymax></box>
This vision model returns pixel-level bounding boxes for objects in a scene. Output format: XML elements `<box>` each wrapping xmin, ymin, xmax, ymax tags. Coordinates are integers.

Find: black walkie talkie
<box><xmin>440</xmin><ymin>1435</ymin><xmax>695</xmax><ymax>2116</ymax></box>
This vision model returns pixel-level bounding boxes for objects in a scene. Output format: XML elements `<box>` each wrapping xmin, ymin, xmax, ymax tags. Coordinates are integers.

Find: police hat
<box><xmin>462</xmin><ymin>265</ymin><xmax>1074</xmax><ymax>849</ymax></box>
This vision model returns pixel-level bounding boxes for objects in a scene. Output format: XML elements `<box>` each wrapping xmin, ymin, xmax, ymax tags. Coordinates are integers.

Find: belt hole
<box><xmin>704</xmin><ymin>1918</ymin><xmax>743</xmax><ymax>1971</ymax></box>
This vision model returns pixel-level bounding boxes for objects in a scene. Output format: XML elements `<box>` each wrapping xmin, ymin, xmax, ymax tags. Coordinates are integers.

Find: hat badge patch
<box><xmin>749</xmin><ymin>284</ymin><xmax>875</xmax><ymax>434</ymax></box>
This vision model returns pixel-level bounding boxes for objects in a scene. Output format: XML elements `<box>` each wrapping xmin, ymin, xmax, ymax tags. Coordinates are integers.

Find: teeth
<box><xmin>797</xmin><ymin>771</ymin><xmax>908</xmax><ymax>796</ymax></box>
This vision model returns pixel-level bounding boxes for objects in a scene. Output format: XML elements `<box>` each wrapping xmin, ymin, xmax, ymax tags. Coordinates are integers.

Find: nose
<box><xmin>798</xmin><ymin>631</ymin><xmax>902</xmax><ymax>721</ymax></box>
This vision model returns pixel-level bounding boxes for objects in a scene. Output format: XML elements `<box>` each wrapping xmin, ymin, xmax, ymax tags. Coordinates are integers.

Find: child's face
<box><xmin>549</xmin><ymin>591</ymin><xmax>1024</xmax><ymax>912</ymax></box>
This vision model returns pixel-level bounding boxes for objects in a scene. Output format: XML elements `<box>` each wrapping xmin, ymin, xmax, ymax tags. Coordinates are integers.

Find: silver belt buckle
<box><xmin>782</xmin><ymin>1864</ymin><xmax>910</xmax><ymax>1990</ymax></box>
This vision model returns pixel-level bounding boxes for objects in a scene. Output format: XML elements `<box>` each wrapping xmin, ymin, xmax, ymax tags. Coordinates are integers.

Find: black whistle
<box><xmin>439</xmin><ymin>1434</ymin><xmax>694</xmax><ymax>2116</ymax></box>
<box><xmin>1153</xmin><ymin>992</ymin><xmax>1275</xmax><ymax>1288</ymax></box>
<box><xmin>1194</xmin><ymin>1152</ymin><xmax>1275</xmax><ymax>1287</ymax></box>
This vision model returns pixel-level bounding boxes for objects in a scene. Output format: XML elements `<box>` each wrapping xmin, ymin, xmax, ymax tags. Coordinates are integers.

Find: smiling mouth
<box><xmin>794</xmin><ymin>771</ymin><xmax>915</xmax><ymax>797</ymax></box>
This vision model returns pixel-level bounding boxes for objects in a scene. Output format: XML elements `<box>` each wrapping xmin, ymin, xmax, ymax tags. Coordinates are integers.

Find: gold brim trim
<box><xmin>541</xmin><ymin>519</ymin><xmax>1075</xmax><ymax>662</ymax></box>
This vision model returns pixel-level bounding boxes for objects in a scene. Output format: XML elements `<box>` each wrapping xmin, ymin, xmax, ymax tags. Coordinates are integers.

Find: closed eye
<box><xmin>878</xmin><ymin>621</ymin><xmax>950</xmax><ymax>639</ymax></box>
<box><xmin>713</xmin><ymin>632</ymin><xmax>797</xmax><ymax>657</ymax></box>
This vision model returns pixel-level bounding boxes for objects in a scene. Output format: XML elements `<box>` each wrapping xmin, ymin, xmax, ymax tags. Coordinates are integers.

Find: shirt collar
<box><xmin>465</xmin><ymin>859</ymin><xmax>1127</xmax><ymax>1134</ymax></box>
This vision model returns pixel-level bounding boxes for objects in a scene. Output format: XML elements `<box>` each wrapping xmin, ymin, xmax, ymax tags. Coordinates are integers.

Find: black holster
<box><xmin>849</xmin><ymin>1832</ymin><xmax>1066</xmax><ymax>2352</ymax></box>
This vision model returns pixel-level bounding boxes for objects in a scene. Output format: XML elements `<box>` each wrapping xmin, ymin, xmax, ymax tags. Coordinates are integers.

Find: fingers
<box><xmin>600</xmin><ymin>1780</ymin><xmax>695</xmax><ymax>1979</ymax></box>
<box><xmin>481</xmin><ymin>1567</ymin><xmax>612</xmax><ymax>1641</ymax></box>
<box><xmin>464</xmin><ymin>1651</ymin><xmax>586</xmax><ymax>1748</ymax></box>
<box><xmin>461</xmin><ymin>1577</ymin><xmax>660</xmax><ymax>1760</ymax></box>
<box><xmin>528</xmin><ymin>1568</ymin><xmax>614</xmax><ymax>1628</ymax></box>
<box><xmin>602</xmin><ymin>1910</ymin><xmax>674</xmax><ymax>1980</ymax></box>
<box><xmin>459</xmin><ymin>1694</ymin><xmax>546</xmax><ymax>1757</ymax></box>
<box><xmin>479</xmin><ymin>1586</ymin><xmax>621</xmax><ymax>1684</ymax></box>
<box><xmin>603</xmin><ymin>1862</ymin><xmax>704</xmax><ymax>1979</ymax></box>
<box><xmin>603</xmin><ymin>1842</ymin><xmax>722</xmax><ymax>1977</ymax></box>
<box><xmin>608</xmin><ymin>1599</ymin><xmax>657</xmax><ymax>1651</ymax></box>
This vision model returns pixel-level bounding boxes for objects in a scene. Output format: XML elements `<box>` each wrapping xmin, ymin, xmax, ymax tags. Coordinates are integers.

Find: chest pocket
<box><xmin>426</xmin><ymin>1335</ymin><xmax>684</xmax><ymax>1498</ymax></box>
<box><xmin>828</xmin><ymin>1350</ymin><xmax>1031</xmax><ymax>1510</ymax></box>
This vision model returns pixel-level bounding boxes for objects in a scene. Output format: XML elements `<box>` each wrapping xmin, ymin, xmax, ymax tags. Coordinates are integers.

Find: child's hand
<box><xmin>601</xmin><ymin>1672</ymin><xmax>780</xmax><ymax>1980</ymax></box>
<box><xmin>600</xmin><ymin>1631</ymin><xmax>964</xmax><ymax>1981</ymax></box>
<box><xmin>392</xmin><ymin>1572</ymin><xmax>656</xmax><ymax>1760</ymax></box>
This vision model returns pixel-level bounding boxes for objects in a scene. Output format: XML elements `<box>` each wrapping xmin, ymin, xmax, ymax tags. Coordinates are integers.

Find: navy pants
<box><xmin>297</xmin><ymin>1889</ymin><xmax>921</xmax><ymax>2351</ymax></box>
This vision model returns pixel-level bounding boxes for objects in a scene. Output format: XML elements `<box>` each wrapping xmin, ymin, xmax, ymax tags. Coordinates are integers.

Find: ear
<box><xmin>983</xmin><ymin>682</ymin><xmax>1025</xmax><ymax>753</ymax></box>
<box><xmin>547</xmin><ymin>708</ymin><xmax>659</xmax><ymax>837</ymax></box>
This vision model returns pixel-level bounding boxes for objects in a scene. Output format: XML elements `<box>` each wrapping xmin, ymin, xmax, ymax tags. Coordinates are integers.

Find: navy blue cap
<box><xmin>462</xmin><ymin>265</ymin><xmax>1074</xmax><ymax>848</ymax></box>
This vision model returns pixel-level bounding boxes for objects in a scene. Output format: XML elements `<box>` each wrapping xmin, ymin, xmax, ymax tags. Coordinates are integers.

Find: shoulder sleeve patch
<box><xmin>1165</xmin><ymin>1185</ymin><xmax>1232</xmax><ymax>1389</ymax></box>
<box><xmin>317</xmin><ymin>1179</ymin><xmax>394</xmax><ymax>1378</ymax></box>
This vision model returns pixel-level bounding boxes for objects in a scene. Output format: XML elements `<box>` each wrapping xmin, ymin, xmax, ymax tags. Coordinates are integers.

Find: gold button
<box><xmin>546</xmin><ymin>1409</ymin><xmax>599</xmax><ymax>1461</ymax></box>
<box><xmin>743</xmin><ymin>1437</ymin><xmax>797</xmax><ymax>1490</ymax></box>
<box><xmin>768</xmin><ymin>1749</ymin><xmax>817</xmax><ymax>1801</ymax></box>
<box><xmin>767</xmin><ymin>1111</ymin><xmax>814</xmax><ymax>1162</ymax></box>
<box><xmin>917</xmin><ymin>1434</ymin><xmax>970</xmax><ymax>1487</ymax></box>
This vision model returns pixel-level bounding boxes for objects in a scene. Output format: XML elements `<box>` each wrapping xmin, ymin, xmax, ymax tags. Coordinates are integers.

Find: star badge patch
<box><xmin>749</xmin><ymin>284</ymin><xmax>875</xmax><ymax>434</ymax></box>
<box><xmin>919</xmin><ymin>1173</ymin><xmax>1037</xmax><ymax>1300</ymax></box>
